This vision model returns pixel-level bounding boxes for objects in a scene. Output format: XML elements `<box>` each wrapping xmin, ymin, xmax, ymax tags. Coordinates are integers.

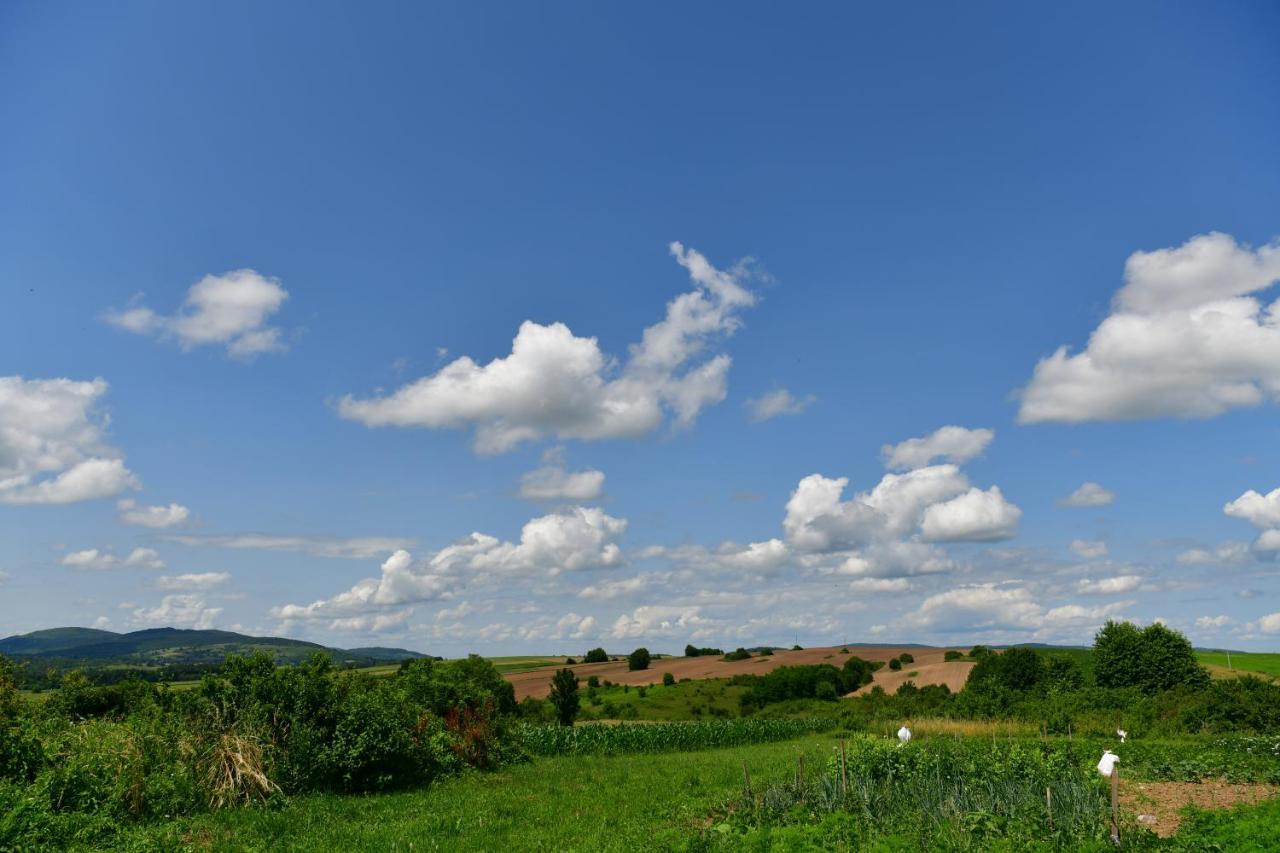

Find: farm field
<box><xmin>1196</xmin><ymin>651</ymin><xmax>1280</xmax><ymax>679</ymax></box>
<box><xmin>103</xmin><ymin>729</ymin><xmax>1280</xmax><ymax>851</ymax></box>
<box><xmin>505</xmin><ymin>645</ymin><xmax>966</xmax><ymax>700</ymax></box>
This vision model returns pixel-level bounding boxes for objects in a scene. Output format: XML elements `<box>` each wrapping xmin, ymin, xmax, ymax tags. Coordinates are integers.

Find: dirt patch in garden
<box><xmin>506</xmin><ymin>645</ymin><xmax>963</xmax><ymax>700</ymax></box>
<box><xmin>1120</xmin><ymin>779</ymin><xmax>1279</xmax><ymax>837</ymax></box>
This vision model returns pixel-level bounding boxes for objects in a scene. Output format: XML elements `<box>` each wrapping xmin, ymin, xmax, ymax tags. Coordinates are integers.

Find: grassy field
<box><xmin>118</xmin><ymin>733</ymin><xmax>835</xmax><ymax>851</ymax></box>
<box><xmin>578</xmin><ymin>676</ymin><xmax>748</xmax><ymax>721</ymax></box>
<box><xmin>1196</xmin><ymin>651</ymin><xmax>1280</xmax><ymax>679</ymax></box>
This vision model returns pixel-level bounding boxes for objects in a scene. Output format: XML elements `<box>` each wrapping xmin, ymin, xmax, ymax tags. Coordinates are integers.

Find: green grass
<box><xmin>579</xmin><ymin>677</ymin><xmax>748</xmax><ymax>720</ymax></box>
<box><xmin>116</xmin><ymin>734</ymin><xmax>837</xmax><ymax>851</ymax></box>
<box><xmin>1196</xmin><ymin>651</ymin><xmax>1280</xmax><ymax>679</ymax></box>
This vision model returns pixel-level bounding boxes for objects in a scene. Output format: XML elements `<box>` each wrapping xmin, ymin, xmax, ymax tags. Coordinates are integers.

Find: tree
<box><xmin>584</xmin><ymin>648</ymin><xmax>609</xmax><ymax>664</ymax></box>
<box><xmin>841</xmin><ymin>656</ymin><xmax>876</xmax><ymax>690</ymax></box>
<box><xmin>888</xmin><ymin>658</ymin><xmax>902</xmax><ymax>671</ymax></box>
<box><xmin>548</xmin><ymin>667</ymin><xmax>580</xmax><ymax>726</ymax></box>
<box><xmin>898</xmin><ymin>652</ymin><xmax>914</xmax><ymax>664</ymax></box>
<box><xmin>1094</xmin><ymin>620</ymin><xmax>1209</xmax><ymax>694</ymax></box>
<box><xmin>662</xmin><ymin>672</ymin><xmax>675</xmax><ymax>686</ymax></box>
<box><xmin>944</xmin><ymin>650</ymin><xmax>964</xmax><ymax>662</ymax></box>
<box><xmin>628</xmin><ymin>648</ymin><xmax>651</xmax><ymax>671</ymax></box>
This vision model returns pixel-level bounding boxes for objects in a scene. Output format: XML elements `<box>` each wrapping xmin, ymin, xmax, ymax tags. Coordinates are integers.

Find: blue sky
<box><xmin>3</xmin><ymin>2</ymin><xmax>1280</xmax><ymax>654</ymax></box>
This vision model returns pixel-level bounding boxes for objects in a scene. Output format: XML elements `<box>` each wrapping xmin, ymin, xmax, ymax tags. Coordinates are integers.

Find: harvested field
<box><xmin>1120</xmin><ymin>779</ymin><xmax>1279</xmax><ymax>836</ymax></box>
<box><xmin>505</xmin><ymin>645</ymin><xmax>967</xmax><ymax>700</ymax></box>
<box><xmin>849</xmin><ymin>659</ymin><xmax>975</xmax><ymax>696</ymax></box>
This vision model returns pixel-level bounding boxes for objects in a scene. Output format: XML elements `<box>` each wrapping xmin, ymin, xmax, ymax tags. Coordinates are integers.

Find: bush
<box><xmin>897</xmin><ymin>652</ymin><xmax>914</xmax><ymax>664</ymax></box>
<box><xmin>888</xmin><ymin>658</ymin><xmax>902</xmax><ymax>671</ymax></box>
<box><xmin>587</xmin><ymin>675</ymin><xmax>599</xmax><ymax>689</ymax></box>
<box><xmin>583</xmin><ymin>648</ymin><xmax>609</xmax><ymax>664</ymax></box>
<box><xmin>662</xmin><ymin>672</ymin><xmax>675</xmax><ymax>687</ymax></box>
<box><xmin>548</xmin><ymin>668</ymin><xmax>580</xmax><ymax>727</ymax></box>
<box><xmin>723</xmin><ymin>648</ymin><xmax>752</xmax><ymax>662</ymax></box>
<box><xmin>565</xmin><ymin>657</ymin><xmax>576</xmax><ymax>665</ymax></box>
<box><xmin>969</xmin><ymin>645</ymin><xmax>990</xmax><ymax>659</ymax></box>
<box><xmin>1094</xmin><ymin>620</ymin><xmax>1209</xmax><ymax>694</ymax></box>
<box><xmin>759</xmin><ymin>648</ymin><xmax>773</xmax><ymax>657</ymax></box>
<box><xmin>815</xmin><ymin>682</ymin><xmax>838</xmax><ymax>701</ymax></box>
<box><xmin>628</xmin><ymin>648</ymin><xmax>651</xmax><ymax>671</ymax></box>
<box><xmin>944</xmin><ymin>650</ymin><xmax>963</xmax><ymax>662</ymax></box>
<box><xmin>792</xmin><ymin>644</ymin><xmax>804</xmax><ymax>651</ymax></box>
<box><xmin>841</xmin><ymin>656</ymin><xmax>876</xmax><ymax>690</ymax></box>
<box><xmin>684</xmin><ymin>645</ymin><xmax>723</xmax><ymax>657</ymax></box>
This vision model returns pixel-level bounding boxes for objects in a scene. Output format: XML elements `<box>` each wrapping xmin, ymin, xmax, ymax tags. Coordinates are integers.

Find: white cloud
<box><xmin>62</xmin><ymin>547</ymin><xmax>164</xmax><ymax>570</ymax></box>
<box><xmin>849</xmin><ymin>577</ymin><xmax>910</xmax><ymax>593</ymax></box>
<box><xmin>0</xmin><ymin>377</ymin><xmax>139</xmax><ymax>505</ymax></box>
<box><xmin>881</xmin><ymin>426</ymin><xmax>994</xmax><ymax>471</ymax></box>
<box><xmin>920</xmin><ymin>486</ymin><xmax>1022</xmax><ymax>542</ymax></box>
<box><xmin>1058</xmin><ymin>482</ymin><xmax>1115</xmax><ymax>508</ymax></box>
<box><xmin>1076</xmin><ymin>575</ymin><xmax>1141</xmax><ymax>595</ymax></box>
<box><xmin>338</xmin><ymin>243</ymin><xmax>758</xmax><ymax>453</ymax></box>
<box><xmin>117</xmin><ymin>498</ymin><xmax>189</xmax><ymax>529</ymax></box>
<box><xmin>610</xmin><ymin>605</ymin><xmax>708</xmax><ymax>639</ymax></box>
<box><xmin>745</xmin><ymin>388</ymin><xmax>815</xmax><ymax>422</ymax></box>
<box><xmin>166</xmin><ymin>533</ymin><xmax>413</xmax><ymax>559</ymax></box>
<box><xmin>328</xmin><ymin>610</ymin><xmax>412</xmax><ymax>634</ymax></box>
<box><xmin>1070</xmin><ymin>539</ymin><xmax>1109</xmax><ymax>559</ymax></box>
<box><xmin>552</xmin><ymin>613</ymin><xmax>598</xmax><ymax>640</ymax></box>
<box><xmin>518</xmin><ymin>447</ymin><xmax>604</xmax><ymax>501</ymax></box>
<box><xmin>1224</xmin><ymin>487</ymin><xmax>1280</xmax><ymax>529</ymax></box>
<box><xmin>155</xmin><ymin>572</ymin><xmax>230</xmax><ymax>591</ymax></box>
<box><xmin>461</xmin><ymin>507</ymin><xmax>626</xmax><ymax>575</ymax></box>
<box><xmin>132</xmin><ymin>594</ymin><xmax>222</xmax><ymax>629</ymax></box>
<box><xmin>1196</xmin><ymin>615</ymin><xmax>1232</xmax><ymax>628</ymax></box>
<box><xmin>899</xmin><ymin>583</ymin><xmax>1129</xmax><ymax>636</ymax></box>
<box><xmin>1176</xmin><ymin>541</ymin><xmax>1251</xmax><ymax>565</ymax></box>
<box><xmin>578</xmin><ymin>575</ymin><xmax>648</xmax><ymax>600</ymax></box>
<box><xmin>272</xmin><ymin>550</ymin><xmax>454</xmax><ymax>624</ymax></box>
<box><xmin>104</xmin><ymin>269</ymin><xmax>289</xmax><ymax>359</ymax></box>
<box><xmin>1255</xmin><ymin>612</ymin><xmax>1280</xmax><ymax>634</ymax></box>
<box><xmin>1019</xmin><ymin>232</ymin><xmax>1280</xmax><ymax>423</ymax></box>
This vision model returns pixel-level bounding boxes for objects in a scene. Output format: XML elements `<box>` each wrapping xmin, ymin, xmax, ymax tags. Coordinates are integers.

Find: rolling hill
<box><xmin>0</xmin><ymin>626</ymin><xmax>427</xmax><ymax>667</ymax></box>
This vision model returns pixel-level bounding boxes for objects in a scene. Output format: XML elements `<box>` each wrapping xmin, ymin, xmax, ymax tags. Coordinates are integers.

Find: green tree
<box><xmin>583</xmin><ymin>648</ymin><xmax>609</xmax><ymax>664</ymax></box>
<box><xmin>548</xmin><ymin>667</ymin><xmax>580</xmax><ymax>726</ymax></box>
<box><xmin>627</xmin><ymin>648</ymin><xmax>651</xmax><ymax>671</ymax></box>
<box><xmin>888</xmin><ymin>658</ymin><xmax>902</xmax><ymax>671</ymax></box>
<box><xmin>662</xmin><ymin>672</ymin><xmax>675</xmax><ymax>686</ymax></box>
<box><xmin>898</xmin><ymin>652</ymin><xmax>914</xmax><ymax>664</ymax></box>
<box><xmin>1094</xmin><ymin>620</ymin><xmax>1209</xmax><ymax>693</ymax></box>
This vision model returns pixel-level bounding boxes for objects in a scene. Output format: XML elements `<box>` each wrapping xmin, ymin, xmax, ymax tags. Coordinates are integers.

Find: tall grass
<box><xmin>518</xmin><ymin>718</ymin><xmax>832</xmax><ymax>756</ymax></box>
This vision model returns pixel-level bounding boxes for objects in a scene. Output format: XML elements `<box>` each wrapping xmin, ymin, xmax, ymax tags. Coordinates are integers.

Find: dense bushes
<box><xmin>0</xmin><ymin>651</ymin><xmax>525</xmax><ymax>847</ymax></box>
<box><xmin>684</xmin><ymin>645</ymin><xmax>723</xmax><ymax>657</ymax></box>
<box><xmin>583</xmin><ymin>648</ymin><xmax>609</xmax><ymax>664</ymax></box>
<box><xmin>549</xmin><ymin>668</ymin><xmax>579</xmax><ymax>726</ymax></box>
<box><xmin>722</xmin><ymin>648</ymin><xmax>752</xmax><ymax>661</ymax></box>
<box><xmin>1094</xmin><ymin>620</ymin><xmax>1210</xmax><ymax>693</ymax></box>
<box><xmin>627</xmin><ymin>648</ymin><xmax>651</xmax><ymax>671</ymax></box>
<box><xmin>736</xmin><ymin>659</ymin><xmax>877</xmax><ymax>710</ymax></box>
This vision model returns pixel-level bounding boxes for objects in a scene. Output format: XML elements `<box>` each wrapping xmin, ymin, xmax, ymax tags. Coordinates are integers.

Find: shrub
<box><xmin>898</xmin><ymin>652</ymin><xmax>914</xmax><ymax>664</ymax></box>
<box><xmin>760</xmin><ymin>648</ymin><xmax>773</xmax><ymax>657</ymax></box>
<box><xmin>841</xmin><ymin>656</ymin><xmax>876</xmax><ymax>690</ymax></box>
<box><xmin>583</xmin><ymin>648</ymin><xmax>609</xmax><ymax>664</ymax></box>
<box><xmin>815</xmin><ymin>682</ymin><xmax>838</xmax><ymax>701</ymax></box>
<box><xmin>1094</xmin><ymin>620</ymin><xmax>1209</xmax><ymax>694</ymax></box>
<box><xmin>888</xmin><ymin>658</ymin><xmax>902</xmax><ymax>671</ymax></box>
<box><xmin>684</xmin><ymin>645</ymin><xmax>724</xmax><ymax>657</ymax></box>
<box><xmin>627</xmin><ymin>648</ymin><xmax>651</xmax><ymax>671</ymax></box>
<box><xmin>723</xmin><ymin>648</ymin><xmax>752</xmax><ymax>662</ymax></box>
<box><xmin>662</xmin><ymin>672</ymin><xmax>675</xmax><ymax>687</ymax></box>
<box><xmin>944</xmin><ymin>650</ymin><xmax>963</xmax><ymax>662</ymax></box>
<box><xmin>565</xmin><ymin>657</ymin><xmax>576</xmax><ymax>665</ymax></box>
<box><xmin>792</xmin><ymin>645</ymin><xmax>804</xmax><ymax>651</ymax></box>
<box><xmin>969</xmin><ymin>645</ymin><xmax>990</xmax><ymax>659</ymax></box>
<box><xmin>587</xmin><ymin>675</ymin><xmax>599</xmax><ymax>689</ymax></box>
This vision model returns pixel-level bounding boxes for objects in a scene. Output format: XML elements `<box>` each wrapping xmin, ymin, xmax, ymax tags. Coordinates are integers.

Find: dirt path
<box><xmin>505</xmin><ymin>645</ymin><xmax>970</xmax><ymax>700</ymax></box>
<box><xmin>1120</xmin><ymin>779</ymin><xmax>1279</xmax><ymax>836</ymax></box>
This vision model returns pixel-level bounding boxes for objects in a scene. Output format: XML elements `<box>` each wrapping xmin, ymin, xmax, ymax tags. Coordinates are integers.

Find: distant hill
<box><xmin>0</xmin><ymin>626</ymin><xmax>427</xmax><ymax>667</ymax></box>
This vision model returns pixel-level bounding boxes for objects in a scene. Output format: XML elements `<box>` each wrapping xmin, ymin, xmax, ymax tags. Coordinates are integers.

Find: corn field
<box><xmin>518</xmin><ymin>718</ymin><xmax>832</xmax><ymax>756</ymax></box>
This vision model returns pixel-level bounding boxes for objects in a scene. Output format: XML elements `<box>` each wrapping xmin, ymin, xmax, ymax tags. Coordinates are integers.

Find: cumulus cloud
<box><xmin>155</xmin><ymin>572</ymin><xmax>230</xmax><ymax>591</ymax></box>
<box><xmin>552</xmin><ymin>613</ymin><xmax>598</xmax><ymax>640</ymax></box>
<box><xmin>132</xmin><ymin>595</ymin><xmax>222</xmax><ymax>629</ymax></box>
<box><xmin>1076</xmin><ymin>575</ymin><xmax>1142</xmax><ymax>595</ymax></box>
<box><xmin>849</xmin><ymin>577</ymin><xmax>911</xmax><ymax>593</ymax></box>
<box><xmin>338</xmin><ymin>243</ymin><xmax>758</xmax><ymax>453</ymax></box>
<box><xmin>1176</xmin><ymin>541</ymin><xmax>1251</xmax><ymax>566</ymax></box>
<box><xmin>899</xmin><ymin>583</ymin><xmax>1129</xmax><ymax>636</ymax></box>
<box><xmin>785</xmin><ymin>465</ymin><xmax>1019</xmax><ymax>556</ymax></box>
<box><xmin>117</xmin><ymin>498</ymin><xmax>189</xmax><ymax>529</ymax></box>
<box><xmin>1195</xmin><ymin>615</ymin><xmax>1232</xmax><ymax>628</ymax></box>
<box><xmin>1255</xmin><ymin>612</ymin><xmax>1280</xmax><ymax>634</ymax></box>
<box><xmin>881</xmin><ymin>426</ymin><xmax>994</xmax><ymax>471</ymax></box>
<box><xmin>0</xmin><ymin>377</ymin><xmax>139</xmax><ymax>505</ymax></box>
<box><xmin>62</xmin><ymin>547</ymin><xmax>164</xmax><ymax>570</ymax></box>
<box><xmin>518</xmin><ymin>447</ymin><xmax>605</xmax><ymax>501</ymax></box>
<box><xmin>1221</xmin><ymin>486</ymin><xmax>1280</xmax><ymax>554</ymax></box>
<box><xmin>1019</xmin><ymin>232</ymin><xmax>1280</xmax><ymax>423</ymax></box>
<box><xmin>104</xmin><ymin>269</ymin><xmax>289</xmax><ymax>359</ymax></box>
<box><xmin>1058</xmin><ymin>482</ymin><xmax>1115</xmax><ymax>508</ymax></box>
<box><xmin>1070</xmin><ymin>539</ymin><xmax>1109</xmax><ymax>559</ymax></box>
<box><xmin>166</xmin><ymin>533</ymin><xmax>413</xmax><ymax>559</ymax></box>
<box><xmin>745</xmin><ymin>388</ymin><xmax>815</xmax><ymax>422</ymax></box>
<box><xmin>578</xmin><ymin>575</ymin><xmax>648</xmax><ymax>600</ymax></box>
<box><xmin>610</xmin><ymin>605</ymin><xmax>708</xmax><ymax>639</ymax></box>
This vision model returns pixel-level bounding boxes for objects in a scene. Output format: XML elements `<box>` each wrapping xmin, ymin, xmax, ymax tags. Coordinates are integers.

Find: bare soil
<box><xmin>1120</xmin><ymin>779</ymin><xmax>1279</xmax><ymax>837</ymax></box>
<box><xmin>506</xmin><ymin>645</ymin><xmax>970</xmax><ymax>700</ymax></box>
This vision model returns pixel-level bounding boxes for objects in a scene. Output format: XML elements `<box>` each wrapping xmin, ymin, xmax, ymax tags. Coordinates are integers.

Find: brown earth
<box><xmin>505</xmin><ymin>645</ymin><xmax>970</xmax><ymax>701</ymax></box>
<box><xmin>1120</xmin><ymin>779</ymin><xmax>1279</xmax><ymax>837</ymax></box>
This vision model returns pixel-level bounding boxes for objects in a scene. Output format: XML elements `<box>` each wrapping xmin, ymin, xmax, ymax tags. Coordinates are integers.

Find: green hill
<box><xmin>0</xmin><ymin>626</ymin><xmax>426</xmax><ymax>667</ymax></box>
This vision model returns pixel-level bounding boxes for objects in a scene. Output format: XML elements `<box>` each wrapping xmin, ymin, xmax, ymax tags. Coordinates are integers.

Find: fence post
<box><xmin>1045</xmin><ymin>786</ymin><xmax>1053</xmax><ymax>831</ymax></box>
<box><xmin>742</xmin><ymin>760</ymin><xmax>752</xmax><ymax>799</ymax></box>
<box><xmin>1110</xmin><ymin>767</ymin><xmax>1120</xmax><ymax>844</ymax></box>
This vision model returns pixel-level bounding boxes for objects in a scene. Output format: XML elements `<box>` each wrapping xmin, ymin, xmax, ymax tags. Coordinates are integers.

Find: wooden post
<box><xmin>742</xmin><ymin>760</ymin><xmax>751</xmax><ymax>799</ymax></box>
<box><xmin>1110</xmin><ymin>767</ymin><xmax>1120</xmax><ymax>844</ymax></box>
<box><xmin>1045</xmin><ymin>786</ymin><xmax>1053</xmax><ymax>831</ymax></box>
<box><xmin>839</xmin><ymin>739</ymin><xmax>848</xmax><ymax>797</ymax></box>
